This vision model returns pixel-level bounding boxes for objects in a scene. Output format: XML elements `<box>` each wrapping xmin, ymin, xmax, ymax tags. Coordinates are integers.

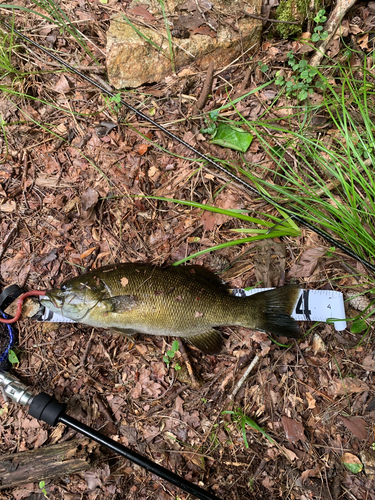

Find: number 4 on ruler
<box><xmin>295</xmin><ymin>290</ymin><xmax>311</xmax><ymax>320</ymax></box>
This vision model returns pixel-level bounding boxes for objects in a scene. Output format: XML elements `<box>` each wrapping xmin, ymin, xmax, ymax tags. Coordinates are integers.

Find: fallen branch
<box><xmin>229</xmin><ymin>354</ymin><xmax>260</xmax><ymax>400</ymax></box>
<box><xmin>309</xmin><ymin>0</ymin><xmax>357</xmax><ymax>67</ymax></box>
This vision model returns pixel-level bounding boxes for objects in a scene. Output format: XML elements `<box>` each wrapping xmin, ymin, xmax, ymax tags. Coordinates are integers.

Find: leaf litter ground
<box><xmin>0</xmin><ymin>2</ymin><xmax>375</xmax><ymax>500</ymax></box>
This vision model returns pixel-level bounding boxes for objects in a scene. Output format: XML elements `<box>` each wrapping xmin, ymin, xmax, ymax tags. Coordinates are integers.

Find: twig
<box><xmin>0</xmin><ymin>220</ymin><xmax>19</xmax><ymax>262</ymax></box>
<box><xmin>309</xmin><ymin>0</ymin><xmax>357</xmax><ymax>67</ymax></box>
<box><xmin>80</xmin><ymin>329</ymin><xmax>95</xmax><ymax>367</ymax></box>
<box><xmin>178</xmin><ymin>341</ymin><xmax>200</xmax><ymax>389</ymax></box>
<box><xmin>146</xmin><ymin>384</ymin><xmax>189</xmax><ymax>416</ymax></box>
<box><xmin>33</xmin><ymin>329</ymin><xmax>77</xmax><ymax>347</ymax></box>
<box><xmin>196</xmin><ymin>60</ymin><xmax>215</xmax><ymax>110</ymax></box>
<box><xmin>229</xmin><ymin>354</ymin><xmax>260</xmax><ymax>400</ymax></box>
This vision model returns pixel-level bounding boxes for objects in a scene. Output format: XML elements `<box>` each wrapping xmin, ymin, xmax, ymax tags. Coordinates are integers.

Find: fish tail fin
<box><xmin>253</xmin><ymin>285</ymin><xmax>301</xmax><ymax>339</ymax></box>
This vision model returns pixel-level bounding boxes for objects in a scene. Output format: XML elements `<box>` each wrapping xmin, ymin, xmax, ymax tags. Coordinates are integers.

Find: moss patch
<box><xmin>275</xmin><ymin>0</ymin><xmax>309</xmax><ymax>39</ymax></box>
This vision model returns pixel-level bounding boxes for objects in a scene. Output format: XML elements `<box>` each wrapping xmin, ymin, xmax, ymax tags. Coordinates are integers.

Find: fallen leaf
<box><xmin>34</xmin><ymin>429</ymin><xmax>48</xmax><ymax>448</ymax></box>
<box><xmin>81</xmin><ymin>188</ymin><xmax>99</xmax><ymax>211</ymax></box>
<box><xmin>281</xmin><ymin>416</ymin><xmax>306</xmax><ymax>442</ymax></box>
<box><xmin>283</xmin><ymin>447</ymin><xmax>298</xmax><ymax>461</ymax></box>
<box><xmin>339</xmin><ymin>416</ymin><xmax>367</xmax><ymax>440</ymax></box>
<box><xmin>128</xmin><ymin>5</ymin><xmax>156</xmax><ymax>21</ymax></box>
<box><xmin>300</xmin><ymin>466</ymin><xmax>321</xmax><ymax>484</ymax></box>
<box><xmin>195</xmin><ymin>311</ymin><xmax>204</xmax><ymax>318</ymax></box>
<box><xmin>80</xmin><ymin>246</ymin><xmax>97</xmax><ymax>260</ymax></box>
<box><xmin>349</xmin><ymin>25</ymin><xmax>364</xmax><ymax>35</ymax></box>
<box><xmin>121</xmin><ymin>277</ymin><xmax>129</xmax><ymax>287</ymax></box>
<box><xmin>137</xmin><ymin>144</ymin><xmax>150</xmax><ymax>155</ymax></box>
<box><xmin>357</xmin><ymin>33</ymin><xmax>369</xmax><ymax>50</ymax></box>
<box><xmin>306</xmin><ymin>392</ymin><xmax>316</xmax><ymax>409</ymax></box>
<box><xmin>288</xmin><ymin>247</ymin><xmax>326</xmax><ymax>277</ymax></box>
<box><xmin>54</xmin><ymin>74</ymin><xmax>71</xmax><ymax>93</ymax></box>
<box><xmin>193</xmin><ymin>26</ymin><xmax>216</xmax><ymax>37</ymax></box>
<box><xmin>201</xmin><ymin>211</ymin><xmax>216</xmax><ymax>231</ymax></box>
<box><xmin>362</xmin><ymin>352</ymin><xmax>375</xmax><ymax>371</ymax></box>
<box><xmin>341</xmin><ymin>452</ymin><xmax>363</xmax><ymax>473</ymax></box>
<box><xmin>327</xmin><ymin>377</ymin><xmax>369</xmax><ymax>396</ymax></box>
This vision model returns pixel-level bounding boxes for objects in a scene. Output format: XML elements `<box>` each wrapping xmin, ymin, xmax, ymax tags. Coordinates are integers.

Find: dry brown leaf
<box><xmin>201</xmin><ymin>211</ymin><xmax>216</xmax><ymax>231</ymax></box>
<box><xmin>281</xmin><ymin>416</ymin><xmax>306</xmax><ymax>442</ymax></box>
<box><xmin>341</xmin><ymin>452</ymin><xmax>363</xmax><ymax>470</ymax></box>
<box><xmin>306</xmin><ymin>392</ymin><xmax>316</xmax><ymax>409</ymax></box>
<box><xmin>358</xmin><ymin>33</ymin><xmax>369</xmax><ymax>49</ymax></box>
<box><xmin>349</xmin><ymin>24</ymin><xmax>364</xmax><ymax>34</ymax></box>
<box><xmin>128</xmin><ymin>5</ymin><xmax>156</xmax><ymax>21</ymax></box>
<box><xmin>362</xmin><ymin>352</ymin><xmax>375</xmax><ymax>371</ymax></box>
<box><xmin>81</xmin><ymin>188</ymin><xmax>99</xmax><ymax>211</ymax></box>
<box><xmin>80</xmin><ymin>246</ymin><xmax>97</xmax><ymax>260</ymax></box>
<box><xmin>339</xmin><ymin>416</ymin><xmax>367</xmax><ymax>440</ymax></box>
<box><xmin>327</xmin><ymin>377</ymin><xmax>369</xmax><ymax>396</ymax></box>
<box><xmin>0</xmin><ymin>201</ymin><xmax>16</xmax><ymax>212</ymax></box>
<box><xmin>288</xmin><ymin>247</ymin><xmax>326</xmax><ymax>277</ymax></box>
<box><xmin>300</xmin><ymin>466</ymin><xmax>321</xmax><ymax>484</ymax></box>
<box><xmin>54</xmin><ymin>74</ymin><xmax>71</xmax><ymax>93</ymax></box>
<box><xmin>193</xmin><ymin>26</ymin><xmax>216</xmax><ymax>37</ymax></box>
<box><xmin>137</xmin><ymin>144</ymin><xmax>150</xmax><ymax>155</ymax></box>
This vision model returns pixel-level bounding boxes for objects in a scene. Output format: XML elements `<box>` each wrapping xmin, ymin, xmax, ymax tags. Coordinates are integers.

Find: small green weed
<box><xmin>163</xmin><ymin>340</ymin><xmax>181</xmax><ymax>370</ymax></box>
<box><xmin>39</xmin><ymin>480</ymin><xmax>48</xmax><ymax>498</ymax></box>
<box><xmin>258</xmin><ymin>61</ymin><xmax>269</xmax><ymax>73</ymax></box>
<box><xmin>275</xmin><ymin>51</ymin><xmax>323</xmax><ymax>100</ymax></box>
<box><xmin>108</xmin><ymin>92</ymin><xmax>122</xmax><ymax>113</ymax></box>
<box><xmin>223</xmin><ymin>408</ymin><xmax>274</xmax><ymax>447</ymax></box>
<box><xmin>311</xmin><ymin>9</ymin><xmax>328</xmax><ymax>42</ymax></box>
<box><xmin>8</xmin><ymin>349</ymin><xmax>19</xmax><ymax>364</ymax></box>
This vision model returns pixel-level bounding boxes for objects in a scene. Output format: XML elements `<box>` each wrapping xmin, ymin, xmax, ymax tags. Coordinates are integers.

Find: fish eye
<box><xmin>61</xmin><ymin>284</ymin><xmax>67</xmax><ymax>291</ymax></box>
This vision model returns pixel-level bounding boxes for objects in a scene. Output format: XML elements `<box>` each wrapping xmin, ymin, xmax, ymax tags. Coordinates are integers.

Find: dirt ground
<box><xmin>0</xmin><ymin>1</ymin><xmax>375</xmax><ymax>499</ymax></box>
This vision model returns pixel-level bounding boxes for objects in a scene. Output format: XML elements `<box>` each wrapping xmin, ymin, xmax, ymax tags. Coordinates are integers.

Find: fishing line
<box><xmin>1</xmin><ymin>19</ymin><xmax>375</xmax><ymax>273</ymax></box>
<box><xmin>0</xmin><ymin>290</ymin><xmax>46</xmax><ymax>324</ymax></box>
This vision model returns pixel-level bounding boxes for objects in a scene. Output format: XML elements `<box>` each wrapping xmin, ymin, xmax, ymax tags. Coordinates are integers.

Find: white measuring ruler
<box><xmin>231</xmin><ymin>287</ymin><xmax>346</xmax><ymax>331</ymax></box>
<box><xmin>39</xmin><ymin>288</ymin><xmax>347</xmax><ymax>331</ymax></box>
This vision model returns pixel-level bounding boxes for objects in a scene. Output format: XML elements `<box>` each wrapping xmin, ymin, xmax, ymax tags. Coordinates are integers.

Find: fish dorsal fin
<box><xmin>102</xmin><ymin>295</ymin><xmax>138</xmax><ymax>313</ymax></box>
<box><xmin>188</xmin><ymin>329</ymin><xmax>223</xmax><ymax>354</ymax></box>
<box><xmin>172</xmin><ymin>265</ymin><xmax>229</xmax><ymax>292</ymax></box>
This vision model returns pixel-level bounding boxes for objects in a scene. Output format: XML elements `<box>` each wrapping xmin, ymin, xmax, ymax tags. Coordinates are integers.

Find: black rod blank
<box><xmin>59</xmin><ymin>414</ymin><xmax>221</xmax><ymax>500</ymax></box>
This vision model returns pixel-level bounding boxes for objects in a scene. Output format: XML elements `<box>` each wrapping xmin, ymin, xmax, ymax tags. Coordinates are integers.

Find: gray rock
<box><xmin>106</xmin><ymin>0</ymin><xmax>262</xmax><ymax>88</ymax></box>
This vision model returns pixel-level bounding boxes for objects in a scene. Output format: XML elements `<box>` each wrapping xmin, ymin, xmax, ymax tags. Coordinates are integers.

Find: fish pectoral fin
<box><xmin>111</xmin><ymin>327</ymin><xmax>138</xmax><ymax>338</ymax></box>
<box><xmin>102</xmin><ymin>295</ymin><xmax>138</xmax><ymax>313</ymax></box>
<box><xmin>188</xmin><ymin>329</ymin><xmax>223</xmax><ymax>354</ymax></box>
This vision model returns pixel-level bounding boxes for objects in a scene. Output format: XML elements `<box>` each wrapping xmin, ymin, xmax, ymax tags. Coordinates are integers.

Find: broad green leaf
<box><xmin>8</xmin><ymin>349</ymin><xmax>19</xmax><ymax>364</ymax></box>
<box><xmin>350</xmin><ymin>318</ymin><xmax>367</xmax><ymax>334</ymax></box>
<box><xmin>211</xmin><ymin>124</ymin><xmax>253</xmax><ymax>152</ymax></box>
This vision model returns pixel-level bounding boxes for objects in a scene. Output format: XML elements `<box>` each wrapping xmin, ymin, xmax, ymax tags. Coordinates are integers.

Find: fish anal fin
<box><xmin>188</xmin><ymin>329</ymin><xmax>223</xmax><ymax>354</ymax></box>
<box><xmin>111</xmin><ymin>327</ymin><xmax>138</xmax><ymax>338</ymax></box>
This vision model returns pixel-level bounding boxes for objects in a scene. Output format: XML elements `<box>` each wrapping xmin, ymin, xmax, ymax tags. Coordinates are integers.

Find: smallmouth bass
<box><xmin>40</xmin><ymin>263</ymin><xmax>301</xmax><ymax>354</ymax></box>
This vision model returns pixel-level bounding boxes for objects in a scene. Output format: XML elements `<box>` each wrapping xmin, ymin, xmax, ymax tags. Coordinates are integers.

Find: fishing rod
<box><xmin>0</xmin><ymin>372</ymin><xmax>221</xmax><ymax>500</ymax></box>
<box><xmin>1</xmin><ymin>18</ymin><xmax>375</xmax><ymax>274</ymax></box>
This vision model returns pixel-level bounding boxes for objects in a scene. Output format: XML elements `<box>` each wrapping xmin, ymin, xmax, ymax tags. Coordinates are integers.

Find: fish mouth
<box><xmin>41</xmin><ymin>292</ymin><xmax>100</xmax><ymax>321</ymax></box>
